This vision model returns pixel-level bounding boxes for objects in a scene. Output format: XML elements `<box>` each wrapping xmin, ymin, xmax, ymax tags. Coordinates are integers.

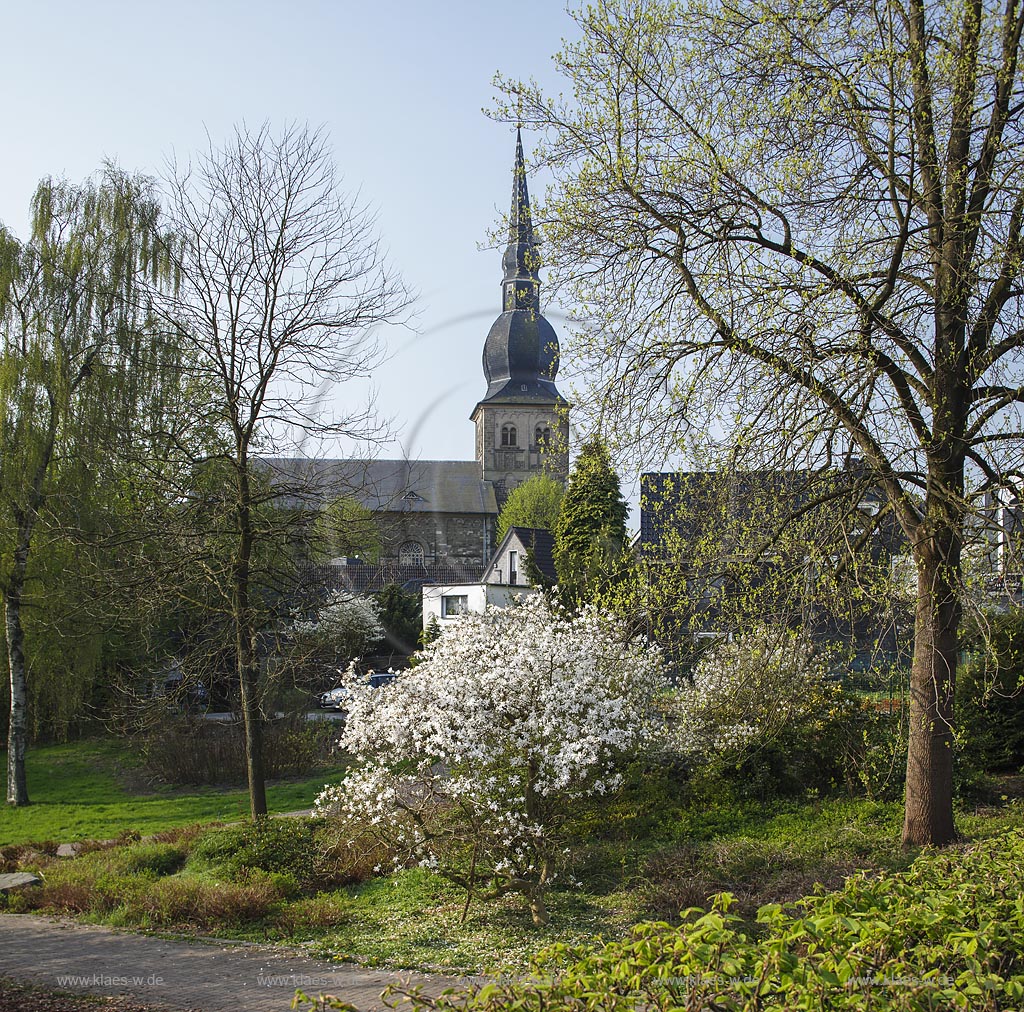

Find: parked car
<box><xmin>317</xmin><ymin>671</ymin><xmax>397</xmax><ymax>710</ymax></box>
<box><xmin>317</xmin><ymin>686</ymin><xmax>350</xmax><ymax>710</ymax></box>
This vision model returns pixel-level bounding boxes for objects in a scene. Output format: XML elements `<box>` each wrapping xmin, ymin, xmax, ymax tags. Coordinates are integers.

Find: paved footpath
<box><xmin>0</xmin><ymin>914</ymin><xmax>468</xmax><ymax>1012</ymax></box>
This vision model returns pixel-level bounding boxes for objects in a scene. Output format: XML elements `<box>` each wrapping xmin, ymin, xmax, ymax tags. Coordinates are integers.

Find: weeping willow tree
<box><xmin>0</xmin><ymin>169</ymin><xmax>176</xmax><ymax>805</ymax></box>
<box><xmin>501</xmin><ymin>0</ymin><xmax>1024</xmax><ymax>847</ymax></box>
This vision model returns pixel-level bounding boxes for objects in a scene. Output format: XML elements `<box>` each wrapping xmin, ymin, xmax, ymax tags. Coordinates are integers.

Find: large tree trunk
<box><xmin>902</xmin><ymin>531</ymin><xmax>960</xmax><ymax>847</ymax></box>
<box><xmin>5</xmin><ymin>525</ymin><xmax>32</xmax><ymax>807</ymax></box>
<box><xmin>234</xmin><ymin>473</ymin><xmax>267</xmax><ymax>819</ymax></box>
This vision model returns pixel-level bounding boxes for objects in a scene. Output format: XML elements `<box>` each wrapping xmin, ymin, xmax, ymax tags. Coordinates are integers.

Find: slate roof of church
<box><xmin>305</xmin><ymin>560</ymin><xmax>486</xmax><ymax>594</ymax></box>
<box><xmin>262</xmin><ymin>458</ymin><xmax>498</xmax><ymax>515</ymax></box>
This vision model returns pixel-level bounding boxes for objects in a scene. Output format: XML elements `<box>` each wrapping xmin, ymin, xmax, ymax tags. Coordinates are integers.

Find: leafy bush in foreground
<box><xmin>389</xmin><ymin>827</ymin><xmax>1024</xmax><ymax>1011</ymax></box>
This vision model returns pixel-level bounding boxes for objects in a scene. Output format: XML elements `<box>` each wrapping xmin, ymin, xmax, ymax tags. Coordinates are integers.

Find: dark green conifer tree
<box><xmin>553</xmin><ymin>439</ymin><xmax>629</xmax><ymax>606</ymax></box>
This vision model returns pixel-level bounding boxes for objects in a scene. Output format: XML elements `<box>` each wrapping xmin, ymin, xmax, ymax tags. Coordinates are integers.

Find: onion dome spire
<box><xmin>476</xmin><ymin>130</ymin><xmax>563</xmax><ymax>408</ymax></box>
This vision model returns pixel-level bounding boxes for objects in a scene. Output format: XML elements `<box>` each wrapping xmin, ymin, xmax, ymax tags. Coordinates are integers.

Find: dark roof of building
<box><xmin>304</xmin><ymin>560</ymin><xmax>486</xmax><ymax>595</ymax></box>
<box><xmin>639</xmin><ymin>469</ymin><xmax>899</xmax><ymax>554</ymax></box>
<box><xmin>262</xmin><ymin>458</ymin><xmax>498</xmax><ymax>515</ymax></box>
<box><xmin>511</xmin><ymin>526</ymin><xmax>557</xmax><ymax>581</ymax></box>
<box><xmin>475</xmin><ymin>130</ymin><xmax>564</xmax><ymax>411</ymax></box>
<box><xmin>483</xmin><ymin>526</ymin><xmax>557</xmax><ymax>584</ymax></box>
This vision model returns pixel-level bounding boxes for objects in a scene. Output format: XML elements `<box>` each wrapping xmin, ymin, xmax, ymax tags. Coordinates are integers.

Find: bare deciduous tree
<box><xmin>154</xmin><ymin>123</ymin><xmax>410</xmax><ymax>818</ymax></box>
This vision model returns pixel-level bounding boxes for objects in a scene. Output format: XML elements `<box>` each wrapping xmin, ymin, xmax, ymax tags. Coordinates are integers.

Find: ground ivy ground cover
<box><xmin>390</xmin><ymin>827</ymin><xmax>1024</xmax><ymax>1011</ymax></box>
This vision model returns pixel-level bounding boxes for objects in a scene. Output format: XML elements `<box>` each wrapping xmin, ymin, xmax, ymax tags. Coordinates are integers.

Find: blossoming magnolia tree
<box><xmin>316</xmin><ymin>594</ymin><xmax>666</xmax><ymax>924</ymax></box>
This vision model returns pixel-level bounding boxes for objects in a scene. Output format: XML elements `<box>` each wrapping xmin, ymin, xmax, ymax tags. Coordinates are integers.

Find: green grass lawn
<box><xmin>0</xmin><ymin>738</ymin><xmax>347</xmax><ymax>845</ymax></box>
<box><xmin>4</xmin><ymin>738</ymin><xmax>1024</xmax><ymax>976</ymax></box>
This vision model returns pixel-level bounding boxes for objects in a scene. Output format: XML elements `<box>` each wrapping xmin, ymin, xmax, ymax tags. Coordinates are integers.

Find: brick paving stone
<box><xmin>0</xmin><ymin>914</ymin><xmax>470</xmax><ymax>1012</ymax></box>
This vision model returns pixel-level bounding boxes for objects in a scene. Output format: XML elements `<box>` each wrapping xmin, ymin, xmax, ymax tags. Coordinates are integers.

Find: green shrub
<box><xmin>852</xmin><ymin>704</ymin><xmax>909</xmax><ymax>800</ymax></box>
<box><xmin>122</xmin><ymin>843</ymin><xmax>187</xmax><ymax>877</ymax></box>
<box><xmin>958</xmin><ymin>608</ymin><xmax>1024</xmax><ymax>775</ymax></box>
<box><xmin>664</xmin><ymin>627</ymin><xmax>904</xmax><ymax>801</ymax></box>
<box><xmin>190</xmin><ymin>816</ymin><xmax>326</xmax><ymax>889</ymax></box>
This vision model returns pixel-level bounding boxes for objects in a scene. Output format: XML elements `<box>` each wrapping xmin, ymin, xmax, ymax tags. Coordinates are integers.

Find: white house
<box><xmin>422</xmin><ymin>582</ymin><xmax>537</xmax><ymax>630</ymax></box>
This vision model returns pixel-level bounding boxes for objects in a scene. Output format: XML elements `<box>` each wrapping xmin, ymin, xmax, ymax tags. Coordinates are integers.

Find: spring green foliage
<box><xmin>314</xmin><ymin>496</ymin><xmax>381</xmax><ymax>563</ymax></box>
<box><xmin>1</xmin><ymin>169</ymin><xmax>182</xmax><ymax>802</ymax></box>
<box><xmin>393</xmin><ymin>827</ymin><xmax>1024</xmax><ymax>1010</ymax></box>
<box><xmin>497</xmin><ymin>0</ymin><xmax>1024</xmax><ymax>847</ymax></box>
<box><xmin>496</xmin><ymin>474</ymin><xmax>564</xmax><ymax>542</ymax></box>
<box><xmin>553</xmin><ymin>440</ymin><xmax>629</xmax><ymax>605</ymax></box>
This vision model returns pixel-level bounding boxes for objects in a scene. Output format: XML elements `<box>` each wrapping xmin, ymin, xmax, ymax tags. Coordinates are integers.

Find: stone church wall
<box><xmin>376</xmin><ymin>511</ymin><xmax>495</xmax><ymax>567</ymax></box>
<box><xmin>474</xmin><ymin>405</ymin><xmax>569</xmax><ymax>488</ymax></box>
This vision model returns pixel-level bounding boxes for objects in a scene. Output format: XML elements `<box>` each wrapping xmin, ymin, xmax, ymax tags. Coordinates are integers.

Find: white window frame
<box><xmin>441</xmin><ymin>594</ymin><xmax>469</xmax><ymax>618</ymax></box>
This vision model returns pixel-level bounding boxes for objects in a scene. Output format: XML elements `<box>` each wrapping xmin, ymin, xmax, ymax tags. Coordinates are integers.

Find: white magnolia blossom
<box><xmin>672</xmin><ymin>625</ymin><xmax>841</xmax><ymax>758</ymax></box>
<box><xmin>316</xmin><ymin>594</ymin><xmax>667</xmax><ymax>916</ymax></box>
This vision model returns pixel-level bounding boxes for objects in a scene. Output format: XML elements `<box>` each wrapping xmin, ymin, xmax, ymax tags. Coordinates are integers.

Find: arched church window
<box><xmin>399</xmin><ymin>541</ymin><xmax>424</xmax><ymax>565</ymax></box>
<box><xmin>535</xmin><ymin>425</ymin><xmax>552</xmax><ymax>448</ymax></box>
<box><xmin>501</xmin><ymin>424</ymin><xmax>518</xmax><ymax>447</ymax></box>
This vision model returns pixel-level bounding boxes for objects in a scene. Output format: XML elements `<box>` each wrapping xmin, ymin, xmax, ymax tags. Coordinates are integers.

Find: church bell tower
<box><xmin>471</xmin><ymin>130</ymin><xmax>569</xmax><ymax>501</ymax></box>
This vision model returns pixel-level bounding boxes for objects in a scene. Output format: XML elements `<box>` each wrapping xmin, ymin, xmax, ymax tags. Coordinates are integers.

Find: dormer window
<box><xmin>501</xmin><ymin>424</ymin><xmax>518</xmax><ymax>447</ymax></box>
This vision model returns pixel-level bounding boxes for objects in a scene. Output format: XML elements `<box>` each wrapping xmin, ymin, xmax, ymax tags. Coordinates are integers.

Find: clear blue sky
<box><xmin>0</xmin><ymin>1</ymin><xmax>588</xmax><ymax>468</ymax></box>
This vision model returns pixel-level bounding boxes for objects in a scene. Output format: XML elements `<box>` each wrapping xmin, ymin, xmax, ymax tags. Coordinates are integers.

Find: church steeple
<box><xmin>472</xmin><ymin>131</ymin><xmax>569</xmax><ymax>490</ymax></box>
<box><xmin>501</xmin><ymin>128</ymin><xmax>541</xmax><ymax>314</ymax></box>
<box><xmin>476</xmin><ymin>132</ymin><xmax>562</xmax><ymax>405</ymax></box>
